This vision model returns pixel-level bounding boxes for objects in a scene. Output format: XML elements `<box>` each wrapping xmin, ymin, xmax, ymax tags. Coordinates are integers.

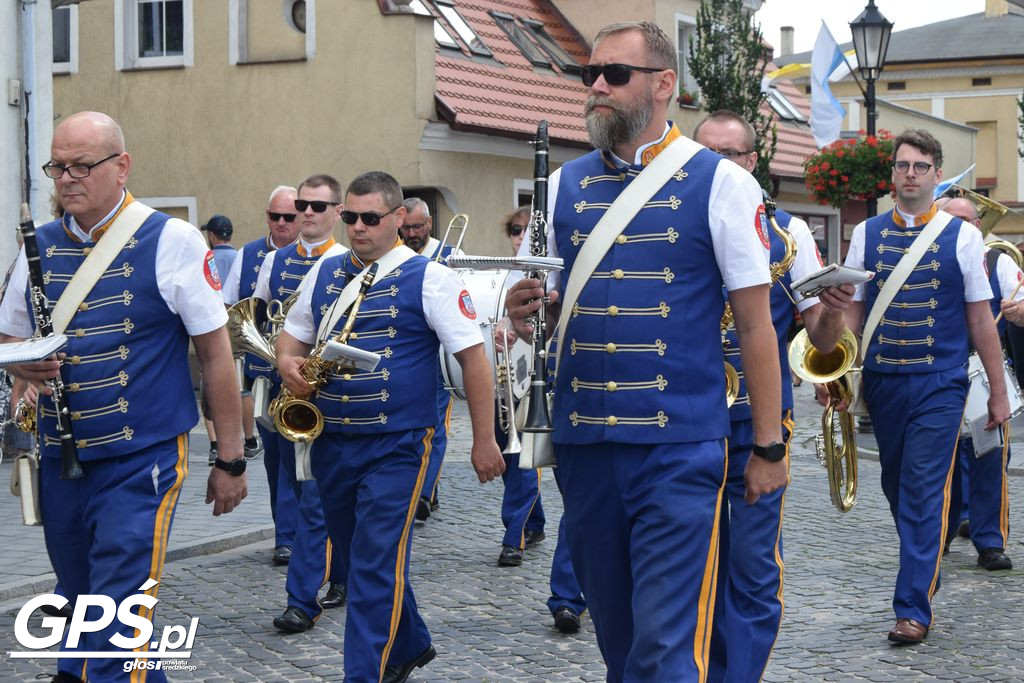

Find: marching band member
<box><xmin>222</xmin><ymin>185</ymin><xmax>301</xmax><ymax>566</ymax></box>
<box><xmin>506</xmin><ymin>22</ymin><xmax>782</xmax><ymax>680</ymax></box>
<box><xmin>937</xmin><ymin>196</ymin><xmax>1024</xmax><ymax>570</ymax></box>
<box><xmin>0</xmin><ymin>111</ymin><xmax>246</xmax><ymax>682</ymax></box>
<box><xmin>255</xmin><ymin>175</ymin><xmax>348</xmax><ymax>633</ymax></box>
<box><xmin>694</xmin><ymin>110</ymin><xmax>852</xmax><ymax>681</ymax></box>
<box><xmin>843</xmin><ymin>130</ymin><xmax>1010</xmax><ymax>644</ymax></box>
<box><xmin>277</xmin><ymin>171</ymin><xmax>503</xmax><ymax>682</ymax></box>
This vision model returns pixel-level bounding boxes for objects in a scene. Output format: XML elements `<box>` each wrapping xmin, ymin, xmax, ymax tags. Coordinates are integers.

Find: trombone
<box><xmin>436</xmin><ymin>213</ymin><xmax>469</xmax><ymax>262</ymax></box>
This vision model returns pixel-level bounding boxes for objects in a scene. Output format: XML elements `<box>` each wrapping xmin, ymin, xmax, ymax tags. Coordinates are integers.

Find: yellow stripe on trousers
<box><xmin>927</xmin><ymin>410</ymin><xmax>965</xmax><ymax>624</ymax></box>
<box><xmin>694</xmin><ymin>440</ymin><xmax>728</xmax><ymax>682</ymax></box>
<box><xmin>131</xmin><ymin>434</ymin><xmax>189</xmax><ymax>683</ymax></box>
<box><xmin>378</xmin><ymin>427</ymin><xmax>434</xmax><ymax>683</ymax></box>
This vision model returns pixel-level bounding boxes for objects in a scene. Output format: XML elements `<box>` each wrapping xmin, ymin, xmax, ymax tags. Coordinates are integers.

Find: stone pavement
<box><xmin>1</xmin><ymin>384</ymin><xmax>1023</xmax><ymax>681</ymax></box>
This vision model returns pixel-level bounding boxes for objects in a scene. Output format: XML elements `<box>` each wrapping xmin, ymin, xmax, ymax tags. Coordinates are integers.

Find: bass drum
<box><xmin>441</xmin><ymin>269</ymin><xmax>531</xmax><ymax>401</ymax></box>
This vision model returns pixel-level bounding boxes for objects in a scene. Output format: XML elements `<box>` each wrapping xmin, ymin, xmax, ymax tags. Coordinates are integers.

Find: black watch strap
<box><xmin>752</xmin><ymin>442</ymin><xmax>786</xmax><ymax>463</ymax></box>
<box><xmin>214</xmin><ymin>457</ymin><xmax>247</xmax><ymax>476</ymax></box>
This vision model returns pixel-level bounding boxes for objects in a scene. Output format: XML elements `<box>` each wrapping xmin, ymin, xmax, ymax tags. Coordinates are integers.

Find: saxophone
<box><xmin>270</xmin><ymin>263</ymin><xmax>378</xmax><ymax>442</ymax></box>
<box><xmin>721</xmin><ymin>192</ymin><xmax>797</xmax><ymax>406</ymax></box>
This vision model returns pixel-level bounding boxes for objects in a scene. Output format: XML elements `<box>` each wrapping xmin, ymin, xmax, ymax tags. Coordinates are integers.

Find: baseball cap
<box><xmin>201</xmin><ymin>214</ymin><xmax>233</xmax><ymax>238</ymax></box>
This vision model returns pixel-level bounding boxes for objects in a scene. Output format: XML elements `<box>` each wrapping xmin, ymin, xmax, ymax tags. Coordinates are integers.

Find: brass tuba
<box><xmin>789</xmin><ymin>328</ymin><xmax>859</xmax><ymax>512</ymax></box>
<box><xmin>720</xmin><ymin>193</ymin><xmax>798</xmax><ymax>406</ymax></box>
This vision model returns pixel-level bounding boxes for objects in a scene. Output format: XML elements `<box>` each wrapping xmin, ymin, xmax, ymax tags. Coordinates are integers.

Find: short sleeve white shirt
<box><xmin>785</xmin><ymin>215</ymin><xmax>825</xmax><ymax>313</ymax></box>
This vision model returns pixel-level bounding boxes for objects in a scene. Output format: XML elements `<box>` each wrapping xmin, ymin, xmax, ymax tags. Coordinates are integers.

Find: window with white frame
<box><xmin>676</xmin><ymin>15</ymin><xmax>698</xmax><ymax>95</ymax></box>
<box><xmin>228</xmin><ymin>0</ymin><xmax>314</xmax><ymax>65</ymax></box>
<box><xmin>115</xmin><ymin>0</ymin><xmax>193</xmax><ymax>70</ymax></box>
<box><xmin>52</xmin><ymin>5</ymin><xmax>79</xmax><ymax>75</ymax></box>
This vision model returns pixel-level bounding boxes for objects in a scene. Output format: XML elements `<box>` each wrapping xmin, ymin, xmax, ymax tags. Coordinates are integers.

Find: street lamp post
<box><xmin>850</xmin><ymin>0</ymin><xmax>893</xmax><ymax>217</ymax></box>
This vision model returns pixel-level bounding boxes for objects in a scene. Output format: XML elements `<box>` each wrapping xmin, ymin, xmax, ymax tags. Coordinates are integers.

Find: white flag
<box><xmin>810</xmin><ymin>22</ymin><xmax>847</xmax><ymax>148</ymax></box>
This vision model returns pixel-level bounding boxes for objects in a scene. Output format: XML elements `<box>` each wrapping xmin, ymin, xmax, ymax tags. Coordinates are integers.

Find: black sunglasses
<box><xmin>267</xmin><ymin>211</ymin><xmax>296</xmax><ymax>222</ymax></box>
<box><xmin>294</xmin><ymin>199</ymin><xmax>340</xmax><ymax>213</ymax></box>
<box><xmin>341</xmin><ymin>206</ymin><xmax>400</xmax><ymax>227</ymax></box>
<box><xmin>507</xmin><ymin>224</ymin><xmax>527</xmax><ymax>236</ymax></box>
<box><xmin>580</xmin><ymin>63</ymin><xmax>665</xmax><ymax>87</ymax></box>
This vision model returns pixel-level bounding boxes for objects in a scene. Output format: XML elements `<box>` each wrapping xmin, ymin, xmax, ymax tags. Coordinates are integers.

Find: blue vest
<box><xmin>725</xmin><ymin>208</ymin><xmax>796</xmax><ymax>422</ymax></box>
<box><xmin>211</xmin><ymin>244</ymin><xmax>237</xmax><ymax>284</ymax></box>
<box><xmin>863</xmin><ymin>210</ymin><xmax>969</xmax><ymax>373</ymax></box>
<box><xmin>551</xmin><ymin>147</ymin><xmax>729</xmax><ymax>444</ymax></box>
<box><xmin>238</xmin><ymin>236</ymin><xmax>275</xmax><ymax>380</ymax></box>
<box><xmin>31</xmin><ymin>211</ymin><xmax>197</xmax><ymax>462</ymax></box>
<box><xmin>424</xmin><ymin>240</ymin><xmax>454</xmax><ymax>262</ymax></box>
<box><xmin>309</xmin><ymin>253</ymin><xmax>439</xmax><ymax>434</ymax></box>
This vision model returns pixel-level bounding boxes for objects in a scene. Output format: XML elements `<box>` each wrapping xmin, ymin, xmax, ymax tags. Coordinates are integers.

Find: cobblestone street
<box><xmin>1</xmin><ymin>384</ymin><xmax>1022</xmax><ymax>681</ymax></box>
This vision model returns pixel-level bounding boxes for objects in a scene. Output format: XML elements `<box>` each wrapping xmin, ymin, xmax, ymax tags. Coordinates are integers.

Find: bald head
<box><xmin>55</xmin><ymin>111</ymin><xmax>126</xmax><ymax>154</ymax></box>
<box><xmin>937</xmin><ymin>197</ymin><xmax>980</xmax><ymax>227</ymax></box>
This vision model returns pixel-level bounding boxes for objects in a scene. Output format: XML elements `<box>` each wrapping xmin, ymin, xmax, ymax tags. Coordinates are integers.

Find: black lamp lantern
<box><xmin>850</xmin><ymin>0</ymin><xmax>893</xmax><ymax>217</ymax></box>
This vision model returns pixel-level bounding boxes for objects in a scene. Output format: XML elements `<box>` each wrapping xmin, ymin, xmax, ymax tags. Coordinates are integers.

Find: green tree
<box><xmin>689</xmin><ymin>0</ymin><xmax>778</xmax><ymax>190</ymax></box>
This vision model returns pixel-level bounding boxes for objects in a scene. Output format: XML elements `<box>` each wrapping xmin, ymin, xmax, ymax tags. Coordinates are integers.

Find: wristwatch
<box><xmin>213</xmin><ymin>457</ymin><xmax>247</xmax><ymax>476</ymax></box>
<box><xmin>752</xmin><ymin>442</ymin><xmax>786</xmax><ymax>463</ymax></box>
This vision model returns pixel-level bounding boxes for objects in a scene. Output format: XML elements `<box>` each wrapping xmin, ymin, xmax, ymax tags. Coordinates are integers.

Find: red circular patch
<box><xmin>754</xmin><ymin>205</ymin><xmax>770</xmax><ymax>249</ymax></box>
<box><xmin>458</xmin><ymin>289</ymin><xmax>477</xmax><ymax>319</ymax></box>
<box><xmin>204</xmin><ymin>251</ymin><xmax>222</xmax><ymax>291</ymax></box>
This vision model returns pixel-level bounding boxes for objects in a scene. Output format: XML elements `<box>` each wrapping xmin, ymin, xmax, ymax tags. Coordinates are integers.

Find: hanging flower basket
<box><xmin>804</xmin><ymin>130</ymin><xmax>895</xmax><ymax>209</ymax></box>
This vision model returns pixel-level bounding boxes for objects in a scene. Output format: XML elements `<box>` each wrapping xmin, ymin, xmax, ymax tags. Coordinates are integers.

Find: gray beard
<box><xmin>585</xmin><ymin>94</ymin><xmax>653</xmax><ymax>151</ymax></box>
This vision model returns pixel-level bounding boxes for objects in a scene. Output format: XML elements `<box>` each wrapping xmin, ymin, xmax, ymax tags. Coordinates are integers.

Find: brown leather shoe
<box><xmin>888</xmin><ymin>617</ymin><xmax>928</xmax><ymax>644</ymax></box>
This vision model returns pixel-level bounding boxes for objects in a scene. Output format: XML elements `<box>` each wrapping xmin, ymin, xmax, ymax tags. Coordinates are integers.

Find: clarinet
<box><xmin>19</xmin><ymin>204</ymin><xmax>83</xmax><ymax>479</ymax></box>
<box><xmin>521</xmin><ymin>120</ymin><xmax>554</xmax><ymax>434</ymax></box>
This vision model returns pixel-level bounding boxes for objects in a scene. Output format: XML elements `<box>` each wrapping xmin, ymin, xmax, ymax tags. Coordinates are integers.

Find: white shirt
<box><xmin>845</xmin><ymin>212</ymin><xmax>992</xmax><ymax>302</ymax></box>
<box><xmin>0</xmin><ymin>200</ymin><xmax>227</xmax><ymax>338</ymax></box>
<box><xmin>253</xmin><ymin>239</ymin><xmax>348</xmax><ymax>303</ymax></box>
<box><xmin>784</xmin><ymin>215</ymin><xmax>825</xmax><ymax>314</ymax></box>
<box><xmin>283</xmin><ymin>250</ymin><xmax>483</xmax><ymax>356</ymax></box>
<box><xmin>522</xmin><ymin>131</ymin><xmax>770</xmax><ymax>294</ymax></box>
<box><xmin>988</xmin><ymin>247</ymin><xmax>1024</xmax><ymax>302</ymax></box>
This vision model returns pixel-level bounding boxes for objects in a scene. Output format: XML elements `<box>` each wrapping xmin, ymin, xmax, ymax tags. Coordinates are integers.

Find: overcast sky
<box><xmin>755</xmin><ymin>0</ymin><xmax>987</xmax><ymax>56</ymax></box>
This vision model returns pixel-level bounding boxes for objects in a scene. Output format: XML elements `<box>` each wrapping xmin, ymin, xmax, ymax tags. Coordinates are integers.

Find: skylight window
<box><xmin>435</xmin><ymin>0</ymin><xmax>492</xmax><ymax>57</ymax></box>
<box><xmin>766</xmin><ymin>88</ymin><xmax>805</xmax><ymax>121</ymax></box>
<box><xmin>407</xmin><ymin>0</ymin><xmax>459</xmax><ymax>49</ymax></box>
<box><xmin>491</xmin><ymin>12</ymin><xmax>550</xmax><ymax>67</ymax></box>
<box><xmin>521</xmin><ymin>19</ymin><xmax>579</xmax><ymax>73</ymax></box>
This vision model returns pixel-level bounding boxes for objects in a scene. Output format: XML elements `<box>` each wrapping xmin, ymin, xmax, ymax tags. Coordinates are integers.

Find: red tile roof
<box><xmin>766</xmin><ymin>75</ymin><xmax>817</xmax><ymax>181</ymax></box>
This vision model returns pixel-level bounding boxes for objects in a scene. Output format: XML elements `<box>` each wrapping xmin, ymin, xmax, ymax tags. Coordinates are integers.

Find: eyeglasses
<box><xmin>267</xmin><ymin>211</ymin><xmax>297</xmax><ymax>223</ymax></box>
<box><xmin>341</xmin><ymin>206</ymin><xmax>400</xmax><ymax>226</ymax></box>
<box><xmin>580</xmin><ymin>63</ymin><xmax>666</xmax><ymax>87</ymax></box>
<box><xmin>294</xmin><ymin>199</ymin><xmax>340</xmax><ymax>213</ymax></box>
<box><xmin>507</xmin><ymin>224</ymin><xmax>527</xmax><ymax>236</ymax></box>
<box><xmin>709</xmin><ymin>148</ymin><xmax>754</xmax><ymax>160</ymax></box>
<box><xmin>41</xmin><ymin>153</ymin><xmax>120</xmax><ymax>180</ymax></box>
<box><xmin>401</xmin><ymin>222</ymin><xmax>429</xmax><ymax>232</ymax></box>
<box><xmin>892</xmin><ymin>161</ymin><xmax>933</xmax><ymax>175</ymax></box>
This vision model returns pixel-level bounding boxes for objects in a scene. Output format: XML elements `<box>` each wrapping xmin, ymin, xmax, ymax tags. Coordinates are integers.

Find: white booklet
<box><xmin>792</xmin><ymin>264</ymin><xmax>874</xmax><ymax>298</ymax></box>
<box><xmin>969</xmin><ymin>414</ymin><xmax>1004</xmax><ymax>457</ymax></box>
<box><xmin>322</xmin><ymin>341</ymin><xmax>381</xmax><ymax>372</ymax></box>
<box><xmin>0</xmin><ymin>334</ymin><xmax>68</xmax><ymax>367</ymax></box>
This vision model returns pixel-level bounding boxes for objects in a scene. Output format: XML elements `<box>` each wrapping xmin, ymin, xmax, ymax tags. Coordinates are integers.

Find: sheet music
<box><xmin>969</xmin><ymin>415</ymin><xmax>1004</xmax><ymax>457</ymax></box>
<box><xmin>0</xmin><ymin>334</ymin><xmax>68</xmax><ymax>367</ymax></box>
<box><xmin>322</xmin><ymin>341</ymin><xmax>381</xmax><ymax>372</ymax></box>
<box><xmin>792</xmin><ymin>264</ymin><xmax>874</xmax><ymax>298</ymax></box>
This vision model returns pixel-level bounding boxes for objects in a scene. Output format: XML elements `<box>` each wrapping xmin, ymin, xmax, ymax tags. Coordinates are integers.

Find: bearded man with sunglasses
<box><xmin>223</xmin><ymin>185</ymin><xmax>301</xmax><ymax>567</ymax></box>
<box><xmin>277</xmin><ymin>171</ymin><xmax>504</xmax><ymax>682</ymax></box>
<box><xmin>843</xmin><ymin>129</ymin><xmax>1010</xmax><ymax>644</ymax></box>
<box><xmin>254</xmin><ymin>174</ymin><xmax>349</xmax><ymax>634</ymax></box>
<box><xmin>504</xmin><ymin>21</ymin><xmax>782</xmax><ymax>681</ymax></box>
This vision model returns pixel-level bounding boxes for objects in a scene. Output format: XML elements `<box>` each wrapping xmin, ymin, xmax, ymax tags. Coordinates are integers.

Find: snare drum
<box><xmin>440</xmin><ymin>269</ymin><xmax>531</xmax><ymax>400</ymax></box>
<box><xmin>962</xmin><ymin>352</ymin><xmax>1024</xmax><ymax>435</ymax></box>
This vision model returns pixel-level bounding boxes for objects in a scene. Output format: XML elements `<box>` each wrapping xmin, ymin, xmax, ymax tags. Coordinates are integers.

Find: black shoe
<box><xmin>498</xmin><ymin>544</ymin><xmax>523</xmax><ymax>567</ymax></box>
<box><xmin>415</xmin><ymin>496</ymin><xmax>431</xmax><ymax>522</ymax></box>
<box><xmin>524</xmin><ymin>529</ymin><xmax>546</xmax><ymax>547</ymax></box>
<box><xmin>553</xmin><ymin>606</ymin><xmax>581</xmax><ymax>634</ymax></box>
<box><xmin>320</xmin><ymin>582</ymin><xmax>347</xmax><ymax>609</ymax></box>
<box><xmin>957</xmin><ymin>519</ymin><xmax>971</xmax><ymax>539</ymax></box>
<box><xmin>273</xmin><ymin>606</ymin><xmax>315</xmax><ymax>633</ymax></box>
<box><xmin>381</xmin><ymin>645</ymin><xmax>436</xmax><ymax>683</ymax></box>
<box><xmin>50</xmin><ymin>672</ymin><xmax>84</xmax><ymax>683</ymax></box>
<box><xmin>978</xmin><ymin>547</ymin><xmax>1013</xmax><ymax>571</ymax></box>
<box><xmin>272</xmin><ymin>545</ymin><xmax>292</xmax><ymax>566</ymax></box>
<box><xmin>39</xmin><ymin>603</ymin><xmax>73</xmax><ymax>619</ymax></box>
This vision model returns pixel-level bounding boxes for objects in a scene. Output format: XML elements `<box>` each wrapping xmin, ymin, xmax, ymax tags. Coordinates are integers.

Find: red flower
<box><xmin>877</xmin><ymin>180</ymin><xmax>888</xmax><ymax>189</ymax></box>
<box><xmin>829</xmin><ymin>169</ymin><xmax>839</xmax><ymax>176</ymax></box>
<box><xmin>836</xmin><ymin>149</ymin><xmax>845</xmax><ymax>158</ymax></box>
<box><xmin>829</xmin><ymin>180</ymin><xmax>838</xmax><ymax>186</ymax></box>
<box><xmin>841</xmin><ymin>175</ymin><xmax>849</xmax><ymax>182</ymax></box>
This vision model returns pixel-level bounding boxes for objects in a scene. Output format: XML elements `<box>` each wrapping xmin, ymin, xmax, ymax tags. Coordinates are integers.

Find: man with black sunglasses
<box><xmin>277</xmin><ymin>170</ymin><xmax>504</xmax><ymax>682</ymax></box>
<box><xmin>254</xmin><ymin>174</ymin><xmax>349</xmax><ymax>634</ymax></box>
<box><xmin>223</xmin><ymin>185</ymin><xmax>302</xmax><ymax>567</ymax></box>
<box><xmin>505</xmin><ymin>21</ymin><xmax>782</xmax><ymax>680</ymax></box>
<box><xmin>842</xmin><ymin>129</ymin><xmax>1010</xmax><ymax>644</ymax></box>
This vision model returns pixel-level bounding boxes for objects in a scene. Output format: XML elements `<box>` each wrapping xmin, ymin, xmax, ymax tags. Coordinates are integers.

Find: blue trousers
<box><xmin>864</xmin><ymin>368</ymin><xmax>967</xmax><ymax>626</ymax></box>
<box><xmin>275</xmin><ymin>431</ymin><xmax>343</xmax><ymax>620</ymax></box>
<box><xmin>495</xmin><ymin>407</ymin><xmax>546</xmax><ymax>548</ymax></box>
<box><xmin>42</xmin><ymin>434</ymin><xmax>189</xmax><ymax>683</ymax></box>
<box><xmin>257</xmin><ymin>422</ymin><xmax>297</xmax><ymax>548</ymax></box>
<box><xmin>547</xmin><ymin>515</ymin><xmax>586</xmax><ymax>617</ymax></box>
<box><xmin>419</xmin><ymin>387</ymin><xmax>451</xmax><ymax>504</ymax></box>
<box><xmin>556</xmin><ymin>440</ymin><xmax>727</xmax><ymax>682</ymax></box>
<box><xmin>708</xmin><ymin>415</ymin><xmax>792</xmax><ymax>683</ymax></box>
<box><xmin>312</xmin><ymin>428</ymin><xmax>434</xmax><ymax>683</ymax></box>
<box><xmin>948</xmin><ymin>433</ymin><xmax>1011</xmax><ymax>553</ymax></box>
